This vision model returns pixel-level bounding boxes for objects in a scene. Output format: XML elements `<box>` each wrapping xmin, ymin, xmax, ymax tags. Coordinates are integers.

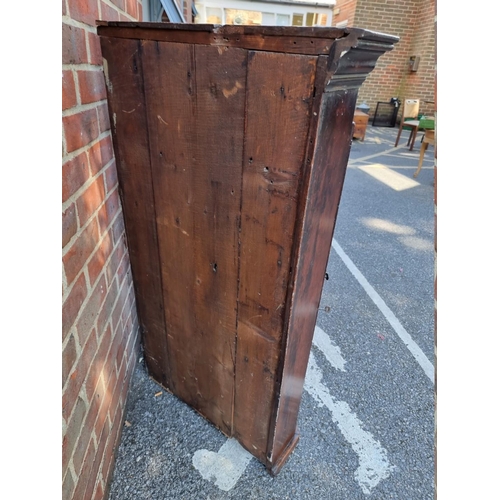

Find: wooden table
<box><xmin>353</xmin><ymin>110</ymin><xmax>369</xmax><ymax>140</ymax></box>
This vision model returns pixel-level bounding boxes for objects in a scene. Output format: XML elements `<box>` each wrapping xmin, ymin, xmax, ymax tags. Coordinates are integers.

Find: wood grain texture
<box><xmin>270</xmin><ymin>83</ymin><xmax>360</xmax><ymax>466</ymax></box>
<box><xmin>141</xmin><ymin>41</ymin><xmax>247</xmax><ymax>435</ymax></box>
<box><xmin>233</xmin><ymin>51</ymin><xmax>317</xmax><ymax>461</ymax></box>
<box><xmin>98</xmin><ymin>23</ymin><xmax>397</xmax><ymax>474</ymax></box>
<box><xmin>99</xmin><ymin>36</ymin><xmax>171</xmax><ymax>388</ymax></box>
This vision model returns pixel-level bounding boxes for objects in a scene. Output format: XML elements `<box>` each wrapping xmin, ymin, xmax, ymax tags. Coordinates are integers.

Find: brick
<box><xmin>62</xmin><ymin>273</ymin><xmax>88</xmax><ymax>341</ymax></box>
<box><xmin>63</xmin><ymin>108</ymin><xmax>100</xmax><ymax>154</ymax></box>
<box><xmin>116</xmin><ymin>252</ymin><xmax>132</xmax><ymax>289</ymax></box>
<box><xmin>93</xmin><ymin>381</ymin><xmax>113</xmax><ymax>440</ymax></box>
<box><xmin>62</xmin><ymin>23</ymin><xmax>88</xmax><ymax>65</ymax></box>
<box><xmin>85</xmin><ymin>324</ymin><xmax>112</xmax><ymax>401</ymax></box>
<box><xmin>109</xmin><ymin>360</ymin><xmax>126</xmax><ymax>422</ymax></box>
<box><xmin>104</xmin><ymin>160</ymin><xmax>118</xmax><ymax>193</ymax></box>
<box><xmin>76</xmin><ymin>175</ymin><xmax>106</xmax><ymax>227</ymax></box>
<box><xmin>62</xmin><ymin>332</ymin><xmax>77</xmax><ymax>388</ymax></box>
<box><xmin>111</xmin><ymin>283</ymin><xmax>128</xmax><ymax>331</ymax></box>
<box><xmin>86</xmin><ymin>419</ymin><xmax>110</xmax><ymax>500</ymax></box>
<box><xmin>100</xmin><ymin>2</ymin><xmax>120</xmax><ymax>21</ymax></box>
<box><xmin>77</xmin><ymin>70</ymin><xmax>107</xmax><ymax>105</ymax></box>
<box><xmin>72</xmin><ymin>420</ymin><xmax>95</xmax><ymax>477</ymax></box>
<box><xmin>111</xmin><ymin>216</ymin><xmax>125</xmax><ymax>247</ymax></box>
<box><xmin>98</xmin><ymin>188</ymin><xmax>121</xmax><ymax>235</ymax></box>
<box><xmin>89</xmin><ymin>135</ymin><xmax>114</xmax><ymax>177</ymax></box>
<box><xmin>97</xmin><ymin>102</ymin><xmax>111</xmax><ymax>134</ymax></box>
<box><xmin>62</xmin><ymin>330</ymin><xmax>98</xmax><ymax>421</ymax></box>
<box><xmin>63</xmin><ymin>217</ymin><xmax>99</xmax><ymax>286</ymax></box>
<box><xmin>111</xmin><ymin>0</ymin><xmax>125</xmax><ymax>11</ymax></box>
<box><xmin>115</xmin><ymin>328</ymin><xmax>127</xmax><ymax>373</ymax></box>
<box><xmin>62</xmin><ymin>70</ymin><xmax>77</xmax><ymax>111</ymax></box>
<box><xmin>97</xmin><ymin>276</ymin><xmax>118</xmax><ymax>330</ymax></box>
<box><xmin>101</xmin><ymin>415</ymin><xmax>121</xmax><ymax>482</ymax></box>
<box><xmin>88</xmin><ymin>31</ymin><xmax>103</xmax><ymax>66</ymax></box>
<box><xmin>126</xmin><ymin>0</ymin><xmax>139</xmax><ymax>19</ymax></box>
<box><xmin>62</xmin><ymin>395</ymin><xmax>87</xmax><ymax>473</ymax></box>
<box><xmin>73</xmin><ymin>439</ymin><xmax>96</xmax><ymax>500</ymax></box>
<box><xmin>87</xmin><ymin>229</ymin><xmax>113</xmax><ymax>286</ymax></box>
<box><xmin>62</xmin><ymin>0</ymin><xmax>67</xmax><ymax>16</ymax></box>
<box><xmin>62</xmin><ymin>150</ymin><xmax>89</xmax><ymax>203</ymax></box>
<box><xmin>68</xmin><ymin>0</ymin><xmax>99</xmax><ymax>25</ymax></box>
<box><xmin>105</xmin><ymin>241</ymin><xmax>125</xmax><ymax>287</ymax></box>
<box><xmin>62</xmin><ymin>203</ymin><xmax>78</xmax><ymax>248</ymax></box>
<box><xmin>93</xmin><ymin>481</ymin><xmax>104</xmax><ymax>500</ymax></box>
<box><xmin>62</xmin><ymin>470</ymin><xmax>74</xmax><ymax>500</ymax></box>
<box><xmin>76</xmin><ymin>274</ymin><xmax>108</xmax><ymax>346</ymax></box>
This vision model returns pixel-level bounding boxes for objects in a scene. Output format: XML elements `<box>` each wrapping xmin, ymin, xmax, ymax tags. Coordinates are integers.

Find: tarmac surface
<box><xmin>107</xmin><ymin>124</ymin><xmax>435</xmax><ymax>499</ymax></box>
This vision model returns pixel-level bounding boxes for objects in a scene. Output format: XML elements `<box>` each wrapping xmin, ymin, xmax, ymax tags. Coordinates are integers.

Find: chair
<box><xmin>394</xmin><ymin>99</ymin><xmax>420</xmax><ymax>150</ymax></box>
<box><xmin>413</xmin><ymin>129</ymin><xmax>435</xmax><ymax>178</ymax></box>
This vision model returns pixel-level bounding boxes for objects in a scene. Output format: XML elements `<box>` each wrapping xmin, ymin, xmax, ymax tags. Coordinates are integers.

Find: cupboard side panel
<box><xmin>270</xmin><ymin>86</ymin><xmax>359</xmax><ymax>467</ymax></box>
<box><xmin>233</xmin><ymin>51</ymin><xmax>317</xmax><ymax>461</ymax></box>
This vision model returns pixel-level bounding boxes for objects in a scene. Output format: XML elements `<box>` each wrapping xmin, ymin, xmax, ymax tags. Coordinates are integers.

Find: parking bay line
<box><xmin>332</xmin><ymin>239</ymin><xmax>435</xmax><ymax>384</ymax></box>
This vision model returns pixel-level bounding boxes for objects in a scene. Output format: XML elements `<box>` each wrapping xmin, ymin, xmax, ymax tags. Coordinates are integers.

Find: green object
<box><xmin>419</xmin><ymin>118</ymin><xmax>435</xmax><ymax>130</ymax></box>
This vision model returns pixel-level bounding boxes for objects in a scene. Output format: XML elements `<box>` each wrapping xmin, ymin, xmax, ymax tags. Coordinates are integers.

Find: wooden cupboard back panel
<box><xmin>99</xmin><ymin>22</ymin><xmax>398</xmax><ymax>473</ymax></box>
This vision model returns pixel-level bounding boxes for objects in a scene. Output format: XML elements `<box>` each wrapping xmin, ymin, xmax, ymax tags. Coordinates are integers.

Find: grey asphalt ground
<box><xmin>107</xmin><ymin>124</ymin><xmax>435</xmax><ymax>499</ymax></box>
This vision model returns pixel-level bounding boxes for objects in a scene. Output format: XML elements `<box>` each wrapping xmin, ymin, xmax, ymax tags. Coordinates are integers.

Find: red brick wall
<box><xmin>332</xmin><ymin>0</ymin><xmax>357</xmax><ymax>26</ymax></box>
<box><xmin>403</xmin><ymin>0</ymin><xmax>436</xmax><ymax>116</ymax></box>
<box><xmin>62</xmin><ymin>2</ymin><xmax>143</xmax><ymax>499</ymax></box>
<box><xmin>333</xmin><ymin>0</ymin><xmax>435</xmax><ymax>118</ymax></box>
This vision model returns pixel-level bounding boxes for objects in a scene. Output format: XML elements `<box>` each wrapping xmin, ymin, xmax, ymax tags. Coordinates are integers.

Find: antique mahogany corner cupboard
<box><xmin>97</xmin><ymin>22</ymin><xmax>397</xmax><ymax>474</ymax></box>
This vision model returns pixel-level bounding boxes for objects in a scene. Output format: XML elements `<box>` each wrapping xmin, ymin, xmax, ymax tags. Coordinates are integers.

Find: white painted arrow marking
<box><xmin>305</xmin><ymin>351</ymin><xmax>394</xmax><ymax>495</ymax></box>
<box><xmin>192</xmin><ymin>438</ymin><xmax>252</xmax><ymax>491</ymax></box>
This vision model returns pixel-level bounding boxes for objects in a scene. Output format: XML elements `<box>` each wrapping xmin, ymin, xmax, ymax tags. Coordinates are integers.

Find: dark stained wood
<box><xmin>141</xmin><ymin>41</ymin><xmax>247</xmax><ymax>435</ymax></box>
<box><xmin>97</xmin><ymin>22</ymin><xmax>399</xmax><ymax>57</ymax></box>
<box><xmin>269</xmin><ymin>80</ymin><xmax>361</xmax><ymax>470</ymax></box>
<box><xmin>99</xmin><ymin>36</ymin><xmax>171</xmax><ymax>388</ymax></box>
<box><xmin>233</xmin><ymin>50</ymin><xmax>317</xmax><ymax>461</ymax></box>
<box><xmin>98</xmin><ymin>23</ymin><xmax>397</xmax><ymax>474</ymax></box>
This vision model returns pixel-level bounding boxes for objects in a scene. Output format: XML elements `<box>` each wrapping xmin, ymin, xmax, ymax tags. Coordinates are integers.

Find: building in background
<box><xmin>144</xmin><ymin>0</ymin><xmax>196</xmax><ymax>22</ymax></box>
<box><xmin>194</xmin><ymin>0</ymin><xmax>335</xmax><ymax>27</ymax></box>
<box><xmin>333</xmin><ymin>0</ymin><xmax>436</xmax><ymax>118</ymax></box>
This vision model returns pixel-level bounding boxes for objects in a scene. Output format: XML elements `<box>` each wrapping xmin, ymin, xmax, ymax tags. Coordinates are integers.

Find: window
<box><xmin>276</xmin><ymin>14</ymin><xmax>290</xmax><ymax>26</ymax></box>
<box><xmin>261</xmin><ymin>12</ymin><xmax>275</xmax><ymax>26</ymax></box>
<box><xmin>292</xmin><ymin>13</ymin><xmax>303</xmax><ymax>26</ymax></box>
<box><xmin>206</xmin><ymin>7</ymin><xmax>222</xmax><ymax>24</ymax></box>
<box><xmin>305</xmin><ymin>12</ymin><xmax>316</xmax><ymax>26</ymax></box>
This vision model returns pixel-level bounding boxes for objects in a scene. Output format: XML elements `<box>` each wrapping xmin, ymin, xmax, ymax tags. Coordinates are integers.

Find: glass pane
<box><xmin>276</xmin><ymin>14</ymin><xmax>290</xmax><ymax>26</ymax></box>
<box><xmin>261</xmin><ymin>12</ymin><xmax>275</xmax><ymax>26</ymax></box>
<box><xmin>305</xmin><ymin>12</ymin><xmax>315</xmax><ymax>26</ymax></box>
<box><xmin>206</xmin><ymin>7</ymin><xmax>222</xmax><ymax>24</ymax></box>
<box><xmin>319</xmin><ymin>13</ymin><xmax>328</xmax><ymax>26</ymax></box>
<box><xmin>292</xmin><ymin>13</ymin><xmax>303</xmax><ymax>26</ymax></box>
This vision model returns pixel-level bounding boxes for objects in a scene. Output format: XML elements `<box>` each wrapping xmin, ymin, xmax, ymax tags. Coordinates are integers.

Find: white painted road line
<box><xmin>305</xmin><ymin>351</ymin><xmax>394</xmax><ymax>494</ymax></box>
<box><xmin>331</xmin><ymin>239</ymin><xmax>435</xmax><ymax>383</ymax></box>
<box><xmin>192</xmin><ymin>438</ymin><xmax>253</xmax><ymax>491</ymax></box>
<box><xmin>313</xmin><ymin>325</ymin><xmax>346</xmax><ymax>372</ymax></box>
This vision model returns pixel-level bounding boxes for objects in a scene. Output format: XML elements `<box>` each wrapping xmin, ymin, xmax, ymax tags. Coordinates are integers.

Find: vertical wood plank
<box><xmin>99</xmin><ymin>36</ymin><xmax>171</xmax><ymax>388</ymax></box>
<box><xmin>141</xmin><ymin>41</ymin><xmax>247</xmax><ymax>434</ymax></box>
<box><xmin>233</xmin><ymin>51</ymin><xmax>317</xmax><ymax>461</ymax></box>
<box><xmin>269</xmin><ymin>78</ymin><xmax>359</xmax><ymax>469</ymax></box>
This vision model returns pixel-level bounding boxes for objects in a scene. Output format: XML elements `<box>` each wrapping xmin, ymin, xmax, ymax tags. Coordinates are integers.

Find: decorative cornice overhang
<box><xmin>325</xmin><ymin>28</ymin><xmax>399</xmax><ymax>91</ymax></box>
